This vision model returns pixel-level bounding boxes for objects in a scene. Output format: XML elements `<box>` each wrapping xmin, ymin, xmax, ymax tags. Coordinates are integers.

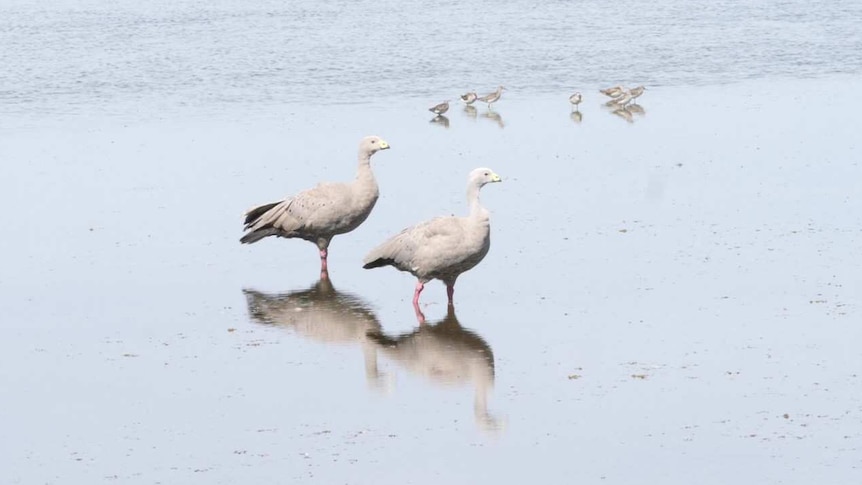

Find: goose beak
<box><xmin>378</xmin><ymin>140</ymin><xmax>390</xmax><ymax>150</ymax></box>
<box><xmin>490</xmin><ymin>173</ymin><xmax>502</xmax><ymax>183</ymax></box>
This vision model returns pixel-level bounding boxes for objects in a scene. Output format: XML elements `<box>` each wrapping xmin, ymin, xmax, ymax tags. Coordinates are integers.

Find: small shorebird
<box><xmin>569</xmin><ymin>92</ymin><xmax>582</xmax><ymax>111</ymax></box>
<box><xmin>601</xmin><ymin>85</ymin><xmax>624</xmax><ymax>97</ymax></box>
<box><xmin>629</xmin><ymin>86</ymin><xmax>646</xmax><ymax>102</ymax></box>
<box><xmin>429</xmin><ymin>101</ymin><xmax>450</xmax><ymax>115</ymax></box>
<box><xmin>460</xmin><ymin>92</ymin><xmax>478</xmax><ymax>105</ymax></box>
<box><xmin>614</xmin><ymin>90</ymin><xmax>633</xmax><ymax>107</ymax></box>
<box><xmin>478</xmin><ymin>86</ymin><xmax>505</xmax><ymax>109</ymax></box>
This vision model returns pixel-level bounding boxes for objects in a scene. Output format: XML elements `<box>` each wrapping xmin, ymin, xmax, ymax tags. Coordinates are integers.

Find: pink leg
<box><xmin>319</xmin><ymin>249</ymin><xmax>328</xmax><ymax>272</ymax></box>
<box><xmin>413</xmin><ymin>301</ymin><xmax>426</xmax><ymax>325</ymax></box>
<box><xmin>412</xmin><ymin>281</ymin><xmax>425</xmax><ymax>306</ymax></box>
<box><xmin>446</xmin><ymin>284</ymin><xmax>455</xmax><ymax>305</ymax></box>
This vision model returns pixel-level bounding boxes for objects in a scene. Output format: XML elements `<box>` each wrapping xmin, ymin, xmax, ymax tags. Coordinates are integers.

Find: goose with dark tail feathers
<box><xmin>241</xmin><ymin>136</ymin><xmax>390</xmax><ymax>276</ymax></box>
<box><xmin>363</xmin><ymin>168</ymin><xmax>502</xmax><ymax>315</ymax></box>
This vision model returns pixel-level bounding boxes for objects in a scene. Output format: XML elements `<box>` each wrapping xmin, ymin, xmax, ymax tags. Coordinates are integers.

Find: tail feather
<box><xmin>241</xmin><ymin>200</ymin><xmax>286</xmax><ymax>244</ymax></box>
<box><xmin>240</xmin><ymin>227</ymin><xmax>280</xmax><ymax>244</ymax></box>
<box><xmin>362</xmin><ymin>257</ymin><xmax>394</xmax><ymax>270</ymax></box>
<box><xmin>244</xmin><ymin>201</ymin><xmax>280</xmax><ymax>227</ymax></box>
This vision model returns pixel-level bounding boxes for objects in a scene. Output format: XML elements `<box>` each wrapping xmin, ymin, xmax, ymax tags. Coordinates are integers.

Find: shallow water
<box><xmin>2</xmin><ymin>0</ymin><xmax>862</xmax><ymax>116</ymax></box>
<box><xmin>3</xmin><ymin>76</ymin><xmax>861</xmax><ymax>484</ymax></box>
<box><xmin>2</xmin><ymin>2</ymin><xmax>862</xmax><ymax>484</ymax></box>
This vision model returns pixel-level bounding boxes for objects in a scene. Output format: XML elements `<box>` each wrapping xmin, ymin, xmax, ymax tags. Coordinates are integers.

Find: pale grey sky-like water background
<box><xmin>1</xmin><ymin>1</ymin><xmax>861</xmax><ymax>484</ymax></box>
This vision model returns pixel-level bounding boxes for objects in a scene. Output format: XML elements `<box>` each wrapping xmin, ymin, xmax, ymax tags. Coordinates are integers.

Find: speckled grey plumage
<box><xmin>460</xmin><ymin>92</ymin><xmax>478</xmax><ymax>105</ymax></box>
<box><xmin>477</xmin><ymin>86</ymin><xmax>505</xmax><ymax>107</ymax></box>
<box><xmin>363</xmin><ymin>168</ymin><xmax>502</xmax><ymax>304</ymax></box>
<box><xmin>429</xmin><ymin>101</ymin><xmax>449</xmax><ymax>115</ymax></box>
<box><xmin>601</xmin><ymin>85</ymin><xmax>624</xmax><ymax>97</ymax></box>
<box><xmin>241</xmin><ymin>136</ymin><xmax>390</xmax><ymax>264</ymax></box>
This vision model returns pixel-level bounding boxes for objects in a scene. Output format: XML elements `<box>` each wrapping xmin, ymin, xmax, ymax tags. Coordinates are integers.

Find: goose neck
<box><xmin>467</xmin><ymin>183</ymin><xmax>487</xmax><ymax>219</ymax></box>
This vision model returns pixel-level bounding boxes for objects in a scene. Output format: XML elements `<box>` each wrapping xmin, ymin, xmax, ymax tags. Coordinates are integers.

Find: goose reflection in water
<box><xmin>366</xmin><ymin>306</ymin><xmax>502</xmax><ymax>431</ymax></box>
<box><xmin>243</xmin><ymin>277</ymin><xmax>387</xmax><ymax>390</ymax></box>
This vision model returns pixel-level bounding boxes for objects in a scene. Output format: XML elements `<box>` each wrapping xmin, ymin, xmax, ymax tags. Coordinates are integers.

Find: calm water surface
<box><xmin>2</xmin><ymin>0</ymin><xmax>862</xmax><ymax>115</ymax></box>
<box><xmin>1</xmin><ymin>2</ymin><xmax>861</xmax><ymax>484</ymax></box>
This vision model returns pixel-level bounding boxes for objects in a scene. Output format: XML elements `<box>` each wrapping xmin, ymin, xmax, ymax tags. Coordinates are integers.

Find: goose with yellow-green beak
<box><xmin>363</xmin><ymin>168</ymin><xmax>502</xmax><ymax>311</ymax></box>
<box><xmin>241</xmin><ymin>135</ymin><xmax>390</xmax><ymax>276</ymax></box>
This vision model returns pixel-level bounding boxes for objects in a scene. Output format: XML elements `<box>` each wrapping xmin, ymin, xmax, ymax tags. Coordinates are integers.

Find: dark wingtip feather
<box><xmin>362</xmin><ymin>258</ymin><xmax>394</xmax><ymax>270</ymax></box>
<box><xmin>243</xmin><ymin>201</ymin><xmax>280</xmax><ymax>227</ymax></box>
<box><xmin>240</xmin><ymin>227</ymin><xmax>279</xmax><ymax>244</ymax></box>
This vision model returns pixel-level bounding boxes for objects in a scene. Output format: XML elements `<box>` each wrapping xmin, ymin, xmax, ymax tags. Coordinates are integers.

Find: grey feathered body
<box><xmin>363</xmin><ymin>213</ymin><xmax>491</xmax><ymax>284</ymax></box>
<box><xmin>241</xmin><ymin>167</ymin><xmax>379</xmax><ymax>247</ymax></box>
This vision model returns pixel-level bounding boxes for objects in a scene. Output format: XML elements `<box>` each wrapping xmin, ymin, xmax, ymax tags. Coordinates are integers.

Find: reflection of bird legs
<box><xmin>413</xmin><ymin>280</ymin><xmax>426</xmax><ymax>324</ymax></box>
<box><xmin>474</xmin><ymin>379</ymin><xmax>502</xmax><ymax>431</ymax></box>
<box><xmin>361</xmin><ymin>340</ymin><xmax>389</xmax><ymax>392</ymax></box>
<box><xmin>412</xmin><ymin>281</ymin><xmax>424</xmax><ymax>306</ymax></box>
<box><xmin>413</xmin><ymin>301</ymin><xmax>426</xmax><ymax>324</ymax></box>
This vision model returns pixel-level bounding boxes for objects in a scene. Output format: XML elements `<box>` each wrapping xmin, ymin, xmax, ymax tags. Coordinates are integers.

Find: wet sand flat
<box><xmin>2</xmin><ymin>77</ymin><xmax>861</xmax><ymax>484</ymax></box>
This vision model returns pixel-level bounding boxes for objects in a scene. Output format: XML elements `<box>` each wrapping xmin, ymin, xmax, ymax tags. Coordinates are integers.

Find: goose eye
<box><xmin>484</xmin><ymin>172</ymin><xmax>489</xmax><ymax>176</ymax></box>
<box><xmin>371</xmin><ymin>140</ymin><xmax>376</xmax><ymax>144</ymax></box>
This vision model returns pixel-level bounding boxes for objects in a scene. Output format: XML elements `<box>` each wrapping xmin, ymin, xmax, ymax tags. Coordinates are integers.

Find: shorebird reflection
<box><xmin>429</xmin><ymin>114</ymin><xmax>450</xmax><ymax>129</ymax></box>
<box><xmin>627</xmin><ymin>103</ymin><xmax>646</xmax><ymax>116</ymax></box>
<box><xmin>463</xmin><ymin>105</ymin><xmax>478</xmax><ymax>120</ymax></box>
<box><xmin>243</xmin><ymin>277</ymin><xmax>387</xmax><ymax>390</ymax></box>
<box><xmin>481</xmin><ymin>109</ymin><xmax>505</xmax><ymax>128</ymax></box>
<box><xmin>366</xmin><ymin>306</ymin><xmax>502</xmax><ymax>431</ymax></box>
<box><xmin>613</xmin><ymin>107</ymin><xmax>634</xmax><ymax>123</ymax></box>
<box><xmin>570</xmin><ymin>110</ymin><xmax>583</xmax><ymax>124</ymax></box>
